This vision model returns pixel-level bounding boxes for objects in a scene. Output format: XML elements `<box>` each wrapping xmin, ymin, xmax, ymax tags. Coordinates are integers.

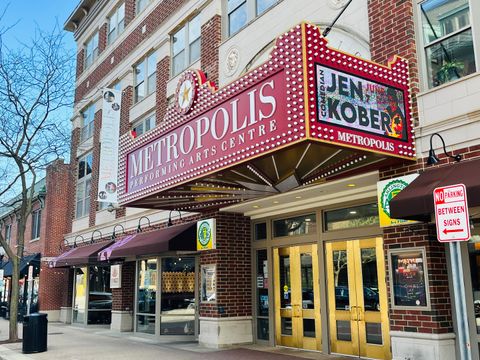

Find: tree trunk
<box><xmin>8</xmin><ymin>257</ymin><xmax>19</xmax><ymax>341</ymax></box>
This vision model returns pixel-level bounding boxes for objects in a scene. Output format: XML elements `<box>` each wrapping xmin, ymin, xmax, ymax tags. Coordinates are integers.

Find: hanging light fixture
<box><xmin>427</xmin><ymin>132</ymin><xmax>462</xmax><ymax>166</ymax></box>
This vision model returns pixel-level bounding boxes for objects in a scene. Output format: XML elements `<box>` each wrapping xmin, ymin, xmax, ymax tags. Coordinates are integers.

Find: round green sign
<box><xmin>198</xmin><ymin>221</ymin><xmax>212</xmax><ymax>247</ymax></box>
<box><xmin>381</xmin><ymin>179</ymin><xmax>409</xmax><ymax>217</ymax></box>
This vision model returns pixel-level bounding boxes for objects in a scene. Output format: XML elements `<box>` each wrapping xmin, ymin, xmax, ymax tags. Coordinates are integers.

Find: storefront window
<box><xmin>254</xmin><ymin>223</ymin><xmax>267</xmax><ymax>241</ymax></box>
<box><xmin>88</xmin><ymin>266</ymin><xmax>112</xmax><ymax>325</ymax></box>
<box><xmin>325</xmin><ymin>204</ymin><xmax>378</xmax><ymax>231</ymax></box>
<box><xmin>160</xmin><ymin>257</ymin><xmax>195</xmax><ymax>335</ymax></box>
<box><xmin>468</xmin><ymin>225</ymin><xmax>480</xmax><ymax>333</ymax></box>
<box><xmin>256</xmin><ymin>249</ymin><xmax>269</xmax><ymax>340</ymax></box>
<box><xmin>420</xmin><ymin>0</ymin><xmax>475</xmax><ymax>87</ymax></box>
<box><xmin>73</xmin><ymin>267</ymin><xmax>87</xmax><ymax>324</ymax></box>
<box><xmin>273</xmin><ymin>214</ymin><xmax>316</xmax><ymax>237</ymax></box>
<box><xmin>137</xmin><ymin>259</ymin><xmax>157</xmax><ymax>334</ymax></box>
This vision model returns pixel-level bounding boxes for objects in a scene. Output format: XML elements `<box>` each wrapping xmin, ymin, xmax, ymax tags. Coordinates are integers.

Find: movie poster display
<box><xmin>389</xmin><ymin>249</ymin><xmax>429</xmax><ymax>309</ymax></box>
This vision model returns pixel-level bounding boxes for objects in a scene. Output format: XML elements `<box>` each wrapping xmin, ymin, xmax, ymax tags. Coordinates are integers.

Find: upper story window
<box><xmin>134</xmin><ymin>52</ymin><xmax>157</xmax><ymax>102</ymax></box>
<box><xmin>84</xmin><ymin>31</ymin><xmax>99</xmax><ymax>69</ymax></box>
<box><xmin>81</xmin><ymin>103</ymin><xmax>95</xmax><ymax>142</ymax></box>
<box><xmin>132</xmin><ymin>112</ymin><xmax>155</xmax><ymax>137</ymax></box>
<box><xmin>136</xmin><ymin>0</ymin><xmax>152</xmax><ymax>15</ymax></box>
<box><xmin>31</xmin><ymin>209</ymin><xmax>41</xmax><ymax>240</ymax></box>
<box><xmin>108</xmin><ymin>3</ymin><xmax>125</xmax><ymax>44</ymax></box>
<box><xmin>172</xmin><ymin>15</ymin><xmax>201</xmax><ymax>76</ymax></box>
<box><xmin>5</xmin><ymin>224</ymin><xmax>11</xmax><ymax>244</ymax></box>
<box><xmin>76</xmin><ymin>152</ymin><xmax>93</xmax><ymax>218</ymax></box>
<box><xmin>420</xmin><ymin>0</ymin><xmax>476</xmax><ymax>88</ymax></box>
<box><xmin>227</xmin><ymin>0</ymin><xmax>277</xmax><ymax>36</ymax></box>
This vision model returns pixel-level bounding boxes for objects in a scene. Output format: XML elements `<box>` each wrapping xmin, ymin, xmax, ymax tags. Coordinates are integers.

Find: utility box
<box><xmin>22</xmin><ymin>313</ymin><xmax>47</xmax><ymax>353</ymax></box>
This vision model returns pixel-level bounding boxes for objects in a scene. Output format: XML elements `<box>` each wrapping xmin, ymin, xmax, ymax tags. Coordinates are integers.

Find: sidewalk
<box><xmin>0</xmin><ymin>319</ymin><xmax>351</xmax><ymax>360</ymax></box>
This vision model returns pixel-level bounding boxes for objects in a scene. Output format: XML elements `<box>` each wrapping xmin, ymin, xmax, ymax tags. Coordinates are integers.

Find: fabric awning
<box><xmin>2</xmin><ymin>253</ymin><xmax>40</xmax><ymax>277</ymax></box>
<box><xmin>390</xmin><ymin>158</ymin><xmax>480</xmax><ymax>221</ymax></box>
<box><xmin>98</xmin><ymin>223</ymin><xmax>196</xmax><ymax>261</ymax></box>
<box><xmin>49</xmin><ymin>241</ymin><xmax>114</xmax><ymax>268</ymax></box>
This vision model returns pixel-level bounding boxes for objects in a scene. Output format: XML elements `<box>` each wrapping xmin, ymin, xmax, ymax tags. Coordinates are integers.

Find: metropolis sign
<box><xmin>118</xmin><ymin>22</ymin><xmax>415</xmax><ymax>206</ymax></box>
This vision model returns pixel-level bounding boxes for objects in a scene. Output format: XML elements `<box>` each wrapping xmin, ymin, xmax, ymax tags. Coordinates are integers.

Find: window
<box><xmin>136</xmin><ymin>0</ymin><xmax>152</xmax><ymax>15</ymax></box>
<box><xmin>5</xmin><ymin>224</ymin><xmax>11</xmax><ymax>244</ymax></box>
<box><xmin>273</xmin><ymin>214</ymin><xmax>316</xmax><ymax>237</ymax></box>
<box><xmin>81</xmin><ymin>103</ymin><xmax>95</xmax><ymax>142</ymax></box>
<box><xmin>227</xmin><ymin>0</ymin><xmax>278</xmax><ymax>36</ymax></box>
<box><xmin>324</xmin><ymin>204</ymin><xmax>379</xmax><ymax>231</ymax></box>
<box><xmin>420</xmin><ymin>0</ymin><xmax>475</xmax><ymax>88</ymax></box>
<box><xmin>172</xmin><ymin>15</ymin><xmax>201</xmax><ymax>76</ymax></box>
<box><xmin>76</xmin><ymin>152</ymin><xmax>93</xmax><ymax>218</ymax></box>
<box><xmin>84</xmin><ymin>32</ymin><xmax>99</xmax><ymax>69</ymax></box>
<box><xmin>31</xmin><ymin>209</ymin><xmax>41</xmax><ymax>239</ymax></box>
<box><xmin>134</xmin><ymin>52</ymin><xmax>157</xmax><ymax>102</ymax></box>
<box><xmin>132</xmin><ymin>112</ymin><xmax>155</xmax><ymax>137</ymax></box>
<box><xmin>108</xmin><ymin>3</ymin><xmax>125</xmax><ymax>44</ymax></box>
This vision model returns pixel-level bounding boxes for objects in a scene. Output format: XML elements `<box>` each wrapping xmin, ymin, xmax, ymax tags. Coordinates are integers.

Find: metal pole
<box><xmin>450</xmin><ymin>241</ymin><xmax>472</xmax><ymax>360</ymax></box>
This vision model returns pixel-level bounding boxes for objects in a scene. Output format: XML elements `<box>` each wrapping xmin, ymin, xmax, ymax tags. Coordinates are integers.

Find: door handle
<box><xmin>357</xmin><ymin>306</ymin><xmax>363</xmax><ymax>321</ymax></box>
<box><xmin>350</xmin><ymin>306</ymin><xmax>358</xmax><ymax>321</ymax></box>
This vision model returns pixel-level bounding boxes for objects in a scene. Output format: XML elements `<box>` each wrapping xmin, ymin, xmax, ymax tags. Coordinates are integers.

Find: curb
<box><xmin>0</xmin><ymin>345</ymin><xmax>31</xmax><ymax>360</ymax></box>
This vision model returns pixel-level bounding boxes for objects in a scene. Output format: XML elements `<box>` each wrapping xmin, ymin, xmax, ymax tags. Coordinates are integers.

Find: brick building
<box><xmin>0</xmin><ymin>160</ymin><xmax>72</xmax><ymax>320</ymax></box>
<box><xmin>56</xmin><ymin>0</ymin><xmax>480</xmax><ymax>359</ymax></box>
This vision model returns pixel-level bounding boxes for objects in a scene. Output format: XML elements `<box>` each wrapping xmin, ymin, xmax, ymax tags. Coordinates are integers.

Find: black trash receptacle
<box><xmin>22</xmin><ymin>313</ymin><xmax>48</xmax><ymax>354</ymax></box>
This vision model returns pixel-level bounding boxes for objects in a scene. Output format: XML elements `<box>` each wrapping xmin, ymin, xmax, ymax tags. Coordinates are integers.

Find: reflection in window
<box><xmin>361</xmin><ymin>248</ymin><xmax>380</xmax><ymax>312</ymax></box>
<box><xmin>273</xmin><ymin>214</ymin><xmax>316</xmax><ymax>237</ymax></box>
<box><xmin>279</xmin><ymin>254</ymin><xmax>290</xmax><ymax>309</ymax></box>
<box><xmin>301</xmin><ymin>253</ymin><xmax>314</xmax><ymax>309</ymax></box>
<box><xmin>420</xmin><ymin>0</ymin><xmax>475</xmax><ymax>87</ymax></box>
<box><xmin>333</xmin><ymin>250</ymin><xmax>349</xmax><ymax>310</ymax></box>
<box><xmin>88</xmin><ymin>266</ymin><xmax>112</xmax><ymax>325</ymax></box>
<box><xmin>172</xmin><ymin>15</ymin><xmax>201</xmax><ymax>76</ymax></box>
<box><xmin>256</xmin><ymin>249</ymin><xmax>269</xmax><ymax>340</ymax></box>
<box><xmin>73</xmin><ymin>267</ymin><xmax>87</xmax><ymax>324</ymax></box>
<box><xmin>254</xmin><ymin>223</ymin><xmax>267</xmax><ymax>240</ymax></box>
<box><xmin>160</xmin><ymin>257</ymin><xmax>195</xmax><ymax>335</ymax></box>
<box><xmin>468</xmin><ymin>225</ymin><xmax>480</xmax><ymax>334</ymax></box>
<box><xmin>137</xmin><ymin>259</ymin><xmax>157</xmax><ymax>334</ymax></box>
<box><xmin>325</xmin><ymin>204</ymin><xmax>378</xmax><ymax>231</ymax></box>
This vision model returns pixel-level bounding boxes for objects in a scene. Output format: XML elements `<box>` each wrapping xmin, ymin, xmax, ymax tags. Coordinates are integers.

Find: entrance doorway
<box><xmin>273</xmin><ymin>244</ymin><xmax>321</xmax><ymax>350</ymax></box>
<box><xmin>325</xmin><ymin>237</ymin><xmax>390</xmax><ymax>359</ymax></box>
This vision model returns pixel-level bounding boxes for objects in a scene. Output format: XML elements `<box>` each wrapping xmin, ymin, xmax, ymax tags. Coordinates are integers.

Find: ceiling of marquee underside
<box><xmin>126</xmin><ymin>141</ymin><xmax>401</xmax><ymax>211</ymax></box>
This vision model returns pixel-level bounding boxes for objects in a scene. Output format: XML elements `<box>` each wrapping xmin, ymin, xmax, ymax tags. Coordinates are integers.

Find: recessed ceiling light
<box><xmin>347</xmin><ymin>184</ymin><xmax>356</xmax><ymax>187</ymax></box>
<box><xmin>295</xmin><ymin>196</ymin><xmax>302</xmax><ymax>199</ymax></box>
<box><xmin>253</xmin><ymin>205</ymin><xmax>260</xmax><ymax>209</ymax></box>
<box><xmin>273</xmin><ymin>201</ymin><xmax>279</xmax><ymax>204</ymax></box>
<box><xmin>349</xmin><ymin>210</ymin><xmax>357</xmax><ymax>215</ymax></box>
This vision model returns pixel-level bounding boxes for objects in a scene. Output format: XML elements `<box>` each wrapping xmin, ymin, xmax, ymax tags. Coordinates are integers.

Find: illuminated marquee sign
<box><xmin>118</xmin><ymin>23</ymin><xmax>415</xmax><ymax>205</ymax></box>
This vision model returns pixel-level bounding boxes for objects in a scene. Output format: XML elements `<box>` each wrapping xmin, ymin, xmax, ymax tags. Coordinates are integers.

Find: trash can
<box><xmin>22</xmin><ymin>313</ymin><xmax>47</xmax><ymax>354</ymax></box>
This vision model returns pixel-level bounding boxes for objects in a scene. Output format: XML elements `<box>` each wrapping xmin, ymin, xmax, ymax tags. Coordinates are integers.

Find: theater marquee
<box><xmin>118</xmin><ymin>23</ymin><xmax>415</xmax><ymax>208</ymax></box>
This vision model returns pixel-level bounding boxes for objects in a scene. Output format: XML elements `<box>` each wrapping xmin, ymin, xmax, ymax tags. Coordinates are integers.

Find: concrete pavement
<box><xmin>0</xmin><ymin>319</ymin><xmax>352</xmax><ymax>360</ymax></box>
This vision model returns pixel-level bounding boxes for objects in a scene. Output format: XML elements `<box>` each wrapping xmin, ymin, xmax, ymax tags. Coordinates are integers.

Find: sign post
<box><xmin>434</xmin><ymin>184</ymin><xmax>472</xmax><ymax>360</ymax></box>
<box><xmin>26</xmin><ymin>265</ymin><xmax>34</xmax><ymax>316</ymax></box>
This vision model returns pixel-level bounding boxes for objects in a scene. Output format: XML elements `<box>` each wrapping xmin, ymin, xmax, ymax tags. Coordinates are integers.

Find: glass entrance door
<box><xmin>325</xmin><ymin>237</ymin><xmax>390</xmax><ymax>359</ymax></box>
<box><xmin>273</xmin><ymin>245</ymin><xmax>321</xmax><ymax>350</ymax></box>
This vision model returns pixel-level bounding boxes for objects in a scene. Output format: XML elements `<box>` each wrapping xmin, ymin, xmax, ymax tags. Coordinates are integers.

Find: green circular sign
<box><xmin>381</xmin><ymin>179</ymin><xmax>409</xmax><ymax>217</ymax></box>
<box><xmin>198</xmin><ymin>221</ymin><xmax>212</xmax><ymax>247</ymax></box>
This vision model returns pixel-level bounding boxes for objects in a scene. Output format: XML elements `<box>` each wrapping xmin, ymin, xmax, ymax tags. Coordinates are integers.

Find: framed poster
<box><xmin>389</xmin><ymin>248</ymin><xmax>430</xmax><ymax>310</ymax></box>
<box><xmin>110</xmin><ymin>264</ymin><xmax>122</xmax><ymax>289</ymax></box>
<box><xmin>201</xmin><ymin>264</ymin><xmax>216</xmax><ymax>303</ymax></box>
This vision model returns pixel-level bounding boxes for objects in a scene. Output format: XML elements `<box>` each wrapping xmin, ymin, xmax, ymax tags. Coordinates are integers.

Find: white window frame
<box><xmin>80</xmin><ymin>103</ymin><xmax>95</xmax><ymax>142</ymax></box>
<box><xmin>76</xmin><ymin>152</ymin><xmax>93</xmax><ymax>219</ymax></box>
<box><xmin>134</xmin><ymin>52</ymin><xmax>157</xmax><ymax>103</ymax></box>
<box><xmin>5</xmin><ymin>224</ymin><xmax>11</xmax><ymax>244</ymax></box>
<box><xmin>171</xmin><ymin>15</ymin><xmax>201</xmax><ymax>77</ymax></box>
<box><xmin>136</xmin><ymin>0</ymin><xmax>152</xmax><ymax>15</ymax></box>
<box><xmin>132</xmin><ymin>112</ymin><xmax>155</xmax><ymax>137</ymax></box>
<box><xmin>84</xmin><ymin>31</ymin><xmax>99</xmax><ymax>69</ymax></box>
<box><xmin>108</xmin><ymin>3</ymin><xmax>125</xmax><ymax>45</ymax></box>
<box><xmin>415</xmin><ymin>0</ymin><xmax>480</xmax><ymax>90</ymax></box>
<box><xmin>226</xmin><ymin>0</ymin><xmax>278</xmax><ymax>37</ymax></box>
<box><xmin>31</xmin><ymin>209</ymin><xmax>41</xmax><ymax>240</ymax></box>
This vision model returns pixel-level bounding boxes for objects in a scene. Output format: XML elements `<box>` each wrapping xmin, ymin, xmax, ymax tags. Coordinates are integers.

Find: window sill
<box><xmin>29</xmin><ymin>237</ymin><xmax>40</xmax><ymax>243</ymax></box>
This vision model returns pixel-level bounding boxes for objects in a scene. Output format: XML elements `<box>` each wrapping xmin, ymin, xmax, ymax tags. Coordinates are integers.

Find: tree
<box><xmin>0</xmin><ymin>20</ymin><xmax>74</xmax><ymax>341</ymax></box>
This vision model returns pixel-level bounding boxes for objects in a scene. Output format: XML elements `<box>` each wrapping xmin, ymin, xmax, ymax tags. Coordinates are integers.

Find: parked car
<box><xmin>334</xmin><ymin>286</ymin><xmax>380</xmax><ymax>311</ymax></box>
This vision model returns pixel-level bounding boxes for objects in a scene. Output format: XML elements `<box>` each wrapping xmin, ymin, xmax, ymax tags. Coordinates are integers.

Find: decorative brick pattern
<box><xmin>125</xmin><ymin>0</ymin><xmax>136</xmax><ymax>27</ymax></box>
<box><xmin>112</xmin><ymin>262</ymin><xmax>135</xmax><ymax>311</ymax></box>
<box><xmin>200</xmin><ymin>15</ymin><xmax>222</xmax><ymax>87</ymax></box>
<box><xmin>75</xmin><ymin>0</ymin><xmax>187</xmax><ymax>103</ymax></box>
<box><xmin>99</xmin><ymin>23</ymin><xmax>108</xmax><ymax>54</ymax></box>
<box><xmin>155</xmin><ymin>57</ymin><xmax>170</xmax><ymax>125</ymax></box>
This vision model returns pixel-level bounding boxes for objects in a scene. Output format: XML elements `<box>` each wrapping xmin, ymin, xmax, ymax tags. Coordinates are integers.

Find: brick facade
<box><xmin>112</xmin><ymin>262</ymin><xmax>135</xmax><ymax>311</ymax></box>
<box><xmin>99</xmin><ymin>23</ymin><xmax>108</xmax><ymax>54</ymax></box>
<box><xmin>200</xmin><ymin>15</ymin><xmax>222</xmax><ymax>87</ymax></box>
<box><xmin>155</xmin><ymin>57</ymin><xmax>170</xmax><ymax>125</ymax></box>
<box><xmin>89</xmin><ymin>110</ymin><xmax>103</xmax><ymax>227</ymax></box>
<box><xmin>76</xmin><ymin>49</ymin><xmax>84</xmax><ymax>78</ymax></box>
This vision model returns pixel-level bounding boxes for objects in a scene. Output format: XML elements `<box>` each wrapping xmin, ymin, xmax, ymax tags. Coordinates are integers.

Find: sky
<box><xmin>1</xmin><ymin>0</ymin><xmax>79</xmax><ymax>51</ymax></box>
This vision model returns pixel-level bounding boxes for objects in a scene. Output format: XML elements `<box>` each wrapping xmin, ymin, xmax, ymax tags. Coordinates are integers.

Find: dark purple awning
<box><xmin>98</xmin><ymin>223</ymin><xmax>196</xmax><ymax>261</ymax></box>
<box><xmin>49</xmin><ymin>241</ymin><xmax>114</xmax><ymax>268</ymax></box>
<box><xmin>390</xmin><ymin>158</ymin><xmax>480</xmax><ymax>221</ymax></box>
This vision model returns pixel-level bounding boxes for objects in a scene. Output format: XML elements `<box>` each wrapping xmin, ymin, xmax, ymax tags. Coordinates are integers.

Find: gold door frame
<box><xmin>326</xmin><ymin>237</ymin><xmax>390</xmax><ymax>359</ymax></box>
<box><xmin>273</xmin><ymin>244</ymin><xmax>321</xmax><ymax>350</ymax></box>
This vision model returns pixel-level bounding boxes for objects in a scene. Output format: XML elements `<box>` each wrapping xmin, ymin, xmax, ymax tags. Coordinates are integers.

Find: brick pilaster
<box><xmin>112</xmin><ymin>262</ymin><xmax>135</xmax><ymax>311</ymax></box>
<box><xmin>89</xmin><ymin>110</ymin><xmax>103</xmax><ymax>227</ymax></box>
<box><xmin>200</xmin><ymin>15</ymin><xmax>222</xmax><ymax>87</ymax></box>
<box><xmin>99</xmin><ymin>23</ymin><xmax>108</xmax><ymax>54</ymax></box>
<box><xmin>125</xmin><ymin>0</ymin><xmax>136</xmax><ymax>26</ymax></box>
<box><xmin>156</xmin><ymin>56</ymin><xmax>170</xmax><ymax>125</ymax></box>
<box><xmin>76</xmin><ymin>49</ymin><xmax>85</xmax><ymax>79</ymax></box>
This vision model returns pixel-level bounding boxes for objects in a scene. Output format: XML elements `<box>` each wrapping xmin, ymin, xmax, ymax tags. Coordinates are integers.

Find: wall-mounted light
<box><xmin>137</xmin><ymin>216</ymin><xmax>151</xmax><ymax>233</ymax></box>
<box><xmin>111</xmin><ymin>224</ymin><xmax>125</xmax><ymax>240</ymax></box>
<box><xmin>427</xmin><ymin>132</ymin><xmax>462</xmax><ymax>165</ymax></box>
<box><xmin>73</xmin><ymin>235</ymin><xmax>84</xmax><ymax>248</ymax></box>
<box><xmin>168</xmin><ymin>210</ymin><xmax>182</xmax><ymax>227</ymax></box>
<box><xmin>90</xmin><ymin>230</ymin><xmax>103</xmax><ymax>244</ymax></box>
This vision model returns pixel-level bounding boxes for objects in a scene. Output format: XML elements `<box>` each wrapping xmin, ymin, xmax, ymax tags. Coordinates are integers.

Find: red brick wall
<box><xmin>200</xmin><ymin>15</ymin><xmax>222</xmax><ymax>87</ymax></box>
<box><xmin>112</xmin><ymin>262</ymin><xmax>135</xmax><ymax>311</ymax></box>
<box><xmin>75</xmin><ymin>0</ymin><xmax>188</xmax><ymax>103</ymax></box>
<box><xmin>125</xmin><ymin>0</ymin><xmax>136</xmax><ymax>27</ymax></box>
<box><xmin>155</xmin><ymin>57</ymin><xmax>170</xmax><ymax>125</ymax></box>
<box><xmin>99</xmin><ymin>23</ymin><xmax>108</xmax><ymax>54</ymax></box>
<box><xmin>76</xmin><ymin>49</ymin><xmax>85</xmax><ymax>79</ymax></box>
